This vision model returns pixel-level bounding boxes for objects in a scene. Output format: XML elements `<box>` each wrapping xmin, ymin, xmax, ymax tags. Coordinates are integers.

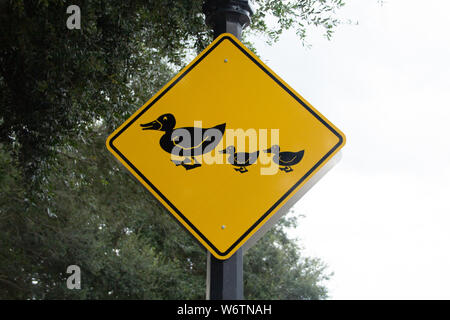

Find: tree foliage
<box><xmin>0</xmin><ymin>0</ymin><xmax>342</xmax><ymax>299</ymax></box>
<box><xmin>249</xmin><ymin>0</ymin><xmax>345</xmax><ymax>44</ymax></box>
<box><xmin>0</xmin><ymin>134</ymin><xmax>331</xmax><ymax>299</ymax></box>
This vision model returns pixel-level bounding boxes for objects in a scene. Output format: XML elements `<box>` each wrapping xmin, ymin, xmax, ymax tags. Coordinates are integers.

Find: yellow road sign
<box><xmin>106</xmin><ymin>33</ymin><xmax>345</xmax><ymax>260</ymax></box>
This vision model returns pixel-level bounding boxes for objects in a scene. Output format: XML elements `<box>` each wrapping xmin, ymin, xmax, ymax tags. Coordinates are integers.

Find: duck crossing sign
<box><xmin>106</xmin><ymin>33</ymin><xmax>346</xmax><ymax>260</ymax></box>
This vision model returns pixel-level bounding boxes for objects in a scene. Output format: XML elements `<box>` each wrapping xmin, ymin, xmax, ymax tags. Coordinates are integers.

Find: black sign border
<box><xmin>108</xmin><ymin>35</ymin><xmax>344</xmax><ymax>258</ymax></box>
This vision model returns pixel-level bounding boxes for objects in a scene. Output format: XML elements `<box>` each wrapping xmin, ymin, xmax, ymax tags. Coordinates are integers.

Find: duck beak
<box><xmin>264</xmin><ymin>148</ymin><xmax>271</xmax><ymax>153</ymax></box>
<box><xmin>140</xmin><ymin>120</ymin><xmax>161</xmax><ymax>131</ymax></box>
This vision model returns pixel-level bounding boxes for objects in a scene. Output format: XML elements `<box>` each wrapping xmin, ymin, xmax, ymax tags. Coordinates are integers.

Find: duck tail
<box><xmin>214</xmin><ymin>123</ymin><xmax>226</xmax><ymax>134</ymax></box>
<box><xmin>298</xmin><ymin>150</ymin><xmax>305</xmax><ymax>160</ymax></box>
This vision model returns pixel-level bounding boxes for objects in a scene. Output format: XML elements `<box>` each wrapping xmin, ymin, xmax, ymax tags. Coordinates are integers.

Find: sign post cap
<box><xmin>203</xmin><ymin>0</ymin><xmax>255</xmax><ymax>38</ymax></box>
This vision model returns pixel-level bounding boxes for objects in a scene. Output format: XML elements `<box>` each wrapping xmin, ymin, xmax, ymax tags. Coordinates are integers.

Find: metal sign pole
<box><xmin>206</xmin><ymin>248</ymin><xmax>244</xmax><ymax>299</ymax></box>
<box><xmin>203</xmin><ymin>0</ymin><xmax>254</xmax><ymax>300</ymax></box>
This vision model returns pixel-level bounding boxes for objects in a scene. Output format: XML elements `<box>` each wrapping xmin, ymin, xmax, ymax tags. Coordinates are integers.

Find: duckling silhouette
<box><xmin>140</xmin><ymin>113</ymin><xmax>226</xmax><ymax>170</ymax></box>
<box><xmin>220</xmin><ymin>146</ymin><xmax>260</xmax><ymax>173</ymax></box>
<box><xmin>264</xmin><ymin>145</ymin><xmax>304</xmax><ymax>173</ymax></box>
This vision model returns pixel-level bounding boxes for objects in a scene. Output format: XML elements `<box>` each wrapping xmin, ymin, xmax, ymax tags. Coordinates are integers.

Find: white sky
<box><xmin>251</xmin><ymin>0</ymin><xmax>450</xmax><ymax>299</ymax></box>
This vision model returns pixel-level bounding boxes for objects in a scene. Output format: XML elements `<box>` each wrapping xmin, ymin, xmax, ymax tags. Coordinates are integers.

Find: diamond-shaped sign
<box><xmin>106</xmin><ymin>33</ymin><xmax>345</xmax><ymax>260</ymax></box>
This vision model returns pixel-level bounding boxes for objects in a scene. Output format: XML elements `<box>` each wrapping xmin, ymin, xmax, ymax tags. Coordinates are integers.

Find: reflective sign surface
<box><xmin>106</xmin><ymin>33</ymin><xmax>345</xmax><ymax>260</ymax></box>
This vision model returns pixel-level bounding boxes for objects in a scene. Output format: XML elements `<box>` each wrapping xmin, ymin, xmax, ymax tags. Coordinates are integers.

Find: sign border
<box><xmin>107</xmin><ymin>33</ymin><xmax>345</xmax><ymax>259</ymax></box>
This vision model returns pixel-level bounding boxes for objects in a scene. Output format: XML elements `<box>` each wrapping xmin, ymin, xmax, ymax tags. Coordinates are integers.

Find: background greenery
<box><xmin>0</xmin><ymin>0</ymin><xmax>344</xmax><ymax>299</ymax></box>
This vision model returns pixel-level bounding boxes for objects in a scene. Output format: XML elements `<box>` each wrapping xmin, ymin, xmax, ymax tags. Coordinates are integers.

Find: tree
<box><xmin>0</xmin><ymin>0</ymin><xmax>343</xmax><ymax>299</ymax></box>
<box><xmin>244</xmin><ymin>217</ymin><xmax>331</xmax><ymax>299</ymax></box>
<box><xmin>1</xmin><ymin>129</ymin><xmax>331</xmax><ymax>299</ymax></box>
<box><xmin>0</xmin><ymin>132</ymin><xmax>207</xmax><ymax>299</ymax></box>
<box><xmin>0</xmin><ymin>0</ymin><xmax>345</xmax><ymax>179</ymax></box>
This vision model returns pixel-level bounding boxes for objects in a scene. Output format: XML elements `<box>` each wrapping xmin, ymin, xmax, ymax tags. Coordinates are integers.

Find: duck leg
<box><xmin>234</xmin><ymin>167</ymin><xmax>248</xmax><ymax>173</ymax></box>
<box><xmin>172</xmin><ymin>159</ymin><xmax>183</xmax><ymax>166</ymax></box>
<box><xmin>171</xmin><ymin>157</ymin><xmax>190</xmax><ymax>167</ymax></box>
<box><xmin>181</xmin><ymin>156</ymin><xmax>201</xmax><ymax>170</ymax></box>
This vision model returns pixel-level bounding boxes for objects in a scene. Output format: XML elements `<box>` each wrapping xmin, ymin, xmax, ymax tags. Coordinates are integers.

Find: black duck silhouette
<box><xmin>220</xmin><ymin>146</ymin><xmax>260</xmax><ymax>173</ymax></box>
<box><xmin>264</xmin><ymin>145</ymin><xmax>304</xmax><ymax>173</ymax></box>
<box><xmin>141</xmin><ymin>113</ymin><xmax>226</xmax><ymax>170</ymax></box>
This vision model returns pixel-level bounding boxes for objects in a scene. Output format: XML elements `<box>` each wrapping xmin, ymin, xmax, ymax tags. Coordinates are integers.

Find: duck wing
<box><xmin>169</xmin><ymin>124</ymin><xmax>226</xmax><ymax>156</ymax></box>
<box><xmin>233</xmin><ymin>151</ymin><xmax>259</xmax><ymax>165</ymax></box>
<box><xmin>170</xmin><ymin>127</ymin><xmax>204</xmax><ymax>150</ymax></box>
<box><xmin>199</xmin><ymin>123</ymin><xmax>226</xmax><ymax>154</ymax></box>
<box><xmin>233</xmin><ymin>153</ymin><xmax>250</xmax><ymax>165</ymax></box>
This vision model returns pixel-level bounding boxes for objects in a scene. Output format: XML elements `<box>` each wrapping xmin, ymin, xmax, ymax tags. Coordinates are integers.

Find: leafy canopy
<box><xmin>0</xmin><ymin>0</ymin><xmax>345</xmax><ymax>178</ymax></box>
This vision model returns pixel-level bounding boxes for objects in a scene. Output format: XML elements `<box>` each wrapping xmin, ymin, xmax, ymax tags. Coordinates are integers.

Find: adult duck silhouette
<box><xmin>140</xmin><ymin>113</ymin><xmax>226</xmax><ymax>170</ymax></box>
<box><xmin>264</xmin><ymin>145</ymin><xmax>305</xmax><ymax>173</ymax></box>
<box><xmin>220</xmin><ymin>146</ymin><xmax>259</xmax><ymax>173</ymax></box>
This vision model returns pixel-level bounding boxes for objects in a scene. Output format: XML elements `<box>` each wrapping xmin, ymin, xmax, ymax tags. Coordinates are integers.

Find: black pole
<box><xmin>202</xmin><ymin>0</ymin><xmax>254</xmax><ymax>300</ymax></box>
<box><xmin>203</xmin><ymin>0</ymin><xmax>254</xmax><ymax>40</ymax></box>
<box><xmin>207</xmin><ymin>249</ymin><xmax>243</xmax><ymax>300</ymax></box>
